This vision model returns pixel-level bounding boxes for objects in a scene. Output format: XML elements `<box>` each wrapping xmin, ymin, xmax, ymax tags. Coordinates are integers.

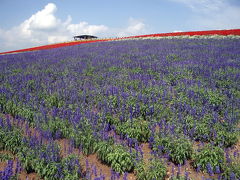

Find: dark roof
<box><xmin>74</xmin><ymin>35</ymin><xmax>97</xmax><ymax>39</ymax></box>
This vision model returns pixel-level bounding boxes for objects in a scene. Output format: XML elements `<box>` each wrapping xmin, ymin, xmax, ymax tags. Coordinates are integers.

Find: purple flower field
<box><xmin>0</xmin><ymin>38</ymin><xmax>240</xmax><ymax>180</ymax></box>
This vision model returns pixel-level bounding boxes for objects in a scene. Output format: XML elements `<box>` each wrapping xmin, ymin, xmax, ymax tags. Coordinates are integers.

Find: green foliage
<box><xmin>166</xmin><ymin>54</ymin><xmax>182</xmax><ymax>62</ymax></box>
<box><xmin>105</xmin><ymin>113</ymin><xmax>120</xmax><ymax>125</ymax></box>
<box><xmin>135</xmin><ymin>159</ymin><xmax>167</xmax><ymax>180</ymax></box>
<box><xmin>167</xmin><ymin>73</ymin><xmax>179</xmax><ymax>86</ymax></box>
<box><xmin>183</xmin><ymin>115</ymin><xmax>195</xmax><ymax>129</ymax></box>
<box><xmin>17</xmin><ymin>147</ymin><xmax>36</xmax><ymax>173</ymax></box>
<box><xmin>0</xmin><ymin>153</ymin><xmax>13</xmax><ymax>162</ymax></box>
<box><xmin>44</xmin><ymin>93</ymin><xmax>64</xmax><ymax>108</ymax></box>
<box><xmin>115</xmin><ymin>119</ymin><xmax>150</xmax><ymax>143</ymax></box>
<box><xmin>157</xmin><ymin>106</ymin><xmax>174</xmax><ymax>122</ymax></box>
<box><xmin>4</xmin><ymin>101</ymin><xmax>19</xmax><ymax>116</ymax></box>
<box><xmin>61</xmin><ymin>154</ymin><xmax>82</xmax><ymax>180</ymax></box>
<box><xmin>95</xmin><ymin>141</ymin><xmax>114</xmax><ymax>163</ymax></box>
<box><xmin>83</xmin><ymin>65</ymin><xmax>95</xmax><ymax>77</ymax></box>
<box><xmin>152</xmin><ymin>136</ymin><xmax>172</xmax><ymax>153</ymax></box>
<box><xmin>17</xmin><ymin>106</ymin><xmax>34</xmax><ymax>125</ymax></box>
<box><xmin>0</xmin><ymin>100</ymin><xmax>35</xmax><ymax>125</ymax></box>
<box><xmin>41</xmin><ymin>117</ymin><xmax>71</xmax><ymax>139</ymax></box>
<box><xmin>168</xmin><ymin>138</ymin><xmax>193</xmax><ymax>165</ymax></box>
<box><xmin>206</xmin><ymin>90</ymin><xmax>225</xmax><ymax>107</ymax></box>
<box><xmin>71</xmin><ymin>128</ymin><xmax>97</xmax><ymax>155</ymax></box>
<box><xmin>192</xmin><ymin>122</ymin><xmax>210</xmax><ymax>142</ymax></box>
<box><xmin>153</xmin><ymin>136</ymin><xmax>193</xmax><ymax>165</ymax></box>
<box><xmin>26</xmin><ymin>79</ymin><xmax>36</xmax><ymax>91</ymax></box>
<box><xmin>130</xmin><ymin>67</ymin><xmax>143</xmax><ymax>74</ymax></box>
<box><xmin>95</xmin><ymin>139</ymin><xmax>137</xmax><ymax>174</ymax></box>
<box><xmin>108</xmin><ymin>95</ymin><xmax>119</xmax><ymax>109</ymax></box>
<box><xmin>12</xmin><ymin>68</ymin><xmax>22</xmax><ymax>74</ymax></box>
<box><xmin>18</xmin><ymin>149</ymin><xmax>82</xmax><ymax>179</ymax></box>
<box><xmin>222</xmin><ymin>161</ymin><xmax>240</xmax><ymax>180</ymax></box>
<box><xmin>0</xmin><ymin>128</ymin><xmax>23</xmax><ymax>154</ymax></box>
<box><xmin>170</xmin><ymin>175</ymin><xmax>193</xmax><ymax>180</ymax></box>
<box><xmin>105</xmin><ymin>145</ymin><xmax>135</xmax><ymax>174</ymax></box>
<box><xmin>108</xmin><ymin>66</ymin><xmax>119</xmax><ymax>72</ymax></box>
<box><xmin>138</xmin><ymin>103</ymin><xmax>150</xmax><ymax>120</ymax></box>
<box><xmin>213</xmin><ymin>130</ymin><xmax>238</xmax><ymax>147</ymax></box>
<box><xmin>125</xmin><ymin>80</ymin><xmax>141</xmax><ymax>91</ymax></box>
<box><xmin>193</xmin><ymin>144</ymin><xmax>225</xmax><ymax>173</ymax></box>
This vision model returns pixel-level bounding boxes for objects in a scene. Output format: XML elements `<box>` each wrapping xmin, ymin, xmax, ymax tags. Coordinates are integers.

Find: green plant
<box><xmin>41</xmin><ymin>117</ymin><xmax>71</xmax><ymax>139</ymax></box>
<box><xmin>166</xmin><ymin>54</ymin><xmax>182</xmax><ymax>62</ymax></box>
<box><xmin>44</xmin><ymin>93</ymin><xmax>64</xmax><ymax>108</ymax></box>
<box><xmin>61</xmin><ymin>154</ymin><xmax>82</xmax><ymax>180</ymax></box>
<box><xmin>192</xmin><ymin>122</ymin><xmax>210</xmax><ymax>142</ymax></box>
<box><xmin>71</xmin><ymin>128</ymin><xmax>97</xmax><ymax>155</ymax></box>
<box><xmin>170</xmin><ymin>175</ymin><xmax>192</xmax><ymax>180</ymax></box>
<box><xmin>83</xmin><ymin>65</ymin><xmax>95</xmax><ymax>77</ymax></box>
<box><xmin>135</xmin><ymin>159</ymin><xmax>167</xmax><ymax>180</ymax></box>
<box><xmin>168</xmin><ymin>138</ymin><xmax>193</xmax><ymax>165</ymax></box>
<box><xmin>153</xmin><ymin>136</ymin><xmax>193</xmax><ymax>165</ymax></box>
<box><xmin>95</xmin><ymin>141</ymin><xmax>114</xmax><ymax>163</ymax></box>
<box><xmin>1</xmin><ymin>128</ymin><xmax>23</xmax><ymax>154</ymax></box>
<box><xmin>193</xmin><ymin>144</ymin><xmax>225</xmax><ymax>173</ymax></box>
<box><xmin>170</xmin><ymin>175</ymin><xmax>193</xmax><ymax>180</ymax></box>
<box><xmin>105</xmin><ymin>113</ymin><xmax>120</xmax><ymax>125</ymax></box>
<box><xmin>206</xmin><ymin>90</ymin><xmax>225</xmax><ymax>108</ymax></box>
<box><xmin>183</xmin><ymin>115</ymin><xmax>195</xmax><ymax>130</ymax></box>
<box><xmin>213</xmin><ymin>130</ymin><xmax>238</xmax><ymax>148</ymax></box>
<box><xmin>152</xmin><ymin>136</ymin><xmax>172</xmax><ymax>153</ymax></box>
<box><xmin>17</xmin><ymin>106</ymin><xmax>35</xmax><ymax>125</ymax></box>
<box><xmin>18</xmin><ymin>147</ymin><xmax>36</xmax><ymax>174</ymax></box>
<box><xmin>115</xmin><ymin>119</ymin><xmax>150</xmax><ymax>143</ymax></box>
<box><xmin>222</xmin><ymin>161</ymin><xmax>240</xmax><ymax>180</ymax></box>
<box><xmin>0</xmin><ymin>99</ymin><xmax>35</xmax><ymax>125</ymax></box>
<box><xmin>26</xmin><ymin>79</ymin><xmax>36</xmax><ymax>91</ymax></box>
<box><xmin>106</xmin><ymin>145</ymin><xmax>135</xmax><ymax>174</ymax></box>
<box><xmin>0</xmin><ymin>153</ymin><xmax>13</xmax><ymax>162</ymax></box>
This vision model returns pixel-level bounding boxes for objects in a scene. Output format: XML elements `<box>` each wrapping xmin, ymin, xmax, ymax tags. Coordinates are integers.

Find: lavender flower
<box><xmin>196</xmin><ymin>164</ymin><xmax>201</xmax><ymax>172</ymax></box>
<box><xmin>230</xmin><ymin>172</ymin><xmax>236</xmax><ymax>180</ymax></box>
<box><xmin>15</xmin><ymin>158</ymin><xmax>22</xmax><ymax>174</ymax></box>
<box><xmin>0</xmin><ymin>160</ymin><xmax>14</xmax><ymax>180</ymax></box>
<box><xmin>185</xmin><ymin>171</ymin><xmax>189</xmax><ymax>180</ymax></box>
<box><xmin>123</xmin><ymin>172</ymin><xmax>128</xmax><ymax>180</ymax></box>
<box><xmin>215</xmin><ymin>165</ymin><xmax>221</xmax><ymax>174</ymax></box>
<box><xmin>206</xmin><ymin>163</ymin><xmax>213</xmax><ymax>176</ymax></box>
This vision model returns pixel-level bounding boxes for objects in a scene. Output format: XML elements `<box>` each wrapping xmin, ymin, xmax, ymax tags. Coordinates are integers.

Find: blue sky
<box><xmin>0</xmin><ymin>0</ymin><xmax>240</xmax><ymax>52</ymax></box>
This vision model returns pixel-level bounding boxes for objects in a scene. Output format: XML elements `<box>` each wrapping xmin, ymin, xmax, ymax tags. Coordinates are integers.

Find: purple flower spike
<box><xmin>196</xmin><ymin>164</ymin><xmax>201</xmax><ymax>172</ymax></box>
<box><xmin>123</xmin><ymin>172</ymin><xmax>128</xmax><ymax>180</ymax></box>
<box><xmin>206</xmin><ymin>163</ymin><xmax>213</xmax><ymax>176</ymax></box>
<box><xmin>215</xmin><ymin>165</ymin><xmax>221</xmax><ymax>174</ymax></box>
<box><xmin>230</xmin><ymin>172</ymin><xmax>236</xmax><ymax>180</ymax></box>
<box><xmin>185</xmin><ymin>171</ymin><xmax>189</xmax><ymax>180</ymax></box>
<box><xmin>15</xmin><ymin>158</ymin><xmax>22</xmax><ymax>174</ymax></box>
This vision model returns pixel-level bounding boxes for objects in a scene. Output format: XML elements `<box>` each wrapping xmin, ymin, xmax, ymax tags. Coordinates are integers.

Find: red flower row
<box><xmin>127</xmin><ymin>29</ymin><xmax>240</xmax><ymax>39</ymax></box>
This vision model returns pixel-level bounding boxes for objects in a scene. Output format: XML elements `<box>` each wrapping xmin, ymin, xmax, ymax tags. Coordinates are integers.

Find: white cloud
<box><xmin>28</xmin><ymin>3</ymin><xmax>59</xmax><ymax>31</ymax></box>
<box><xmin>172</xmin><ymin>0</ymin><xmax>224</xmax><ymax>12</ymax></box>
<box><xmin>173</xmin><ymin>30</ymin><xmax>183</xmax><ymax>32</ymax></box>
<box><xmin>0</xmin><ymin>3</ymin><xmax>109</xmax><ymax>52</ymax></box>
<box><xmin>171</xmin><ymin>0</ymin><xmax>240</xmax><ymax>30</ymax></box>
<box><xmin>47</xmin><ymin>35</ymin><xmax>69</xmax><ymax>44</ymax></box>
<box><xmin>67</xmin><ymin>22</ymin><xmax>108</xmax><ymax>35</ymax></box>
<box><xmin>117</xmin><ymin>17</ymin><xmax>146</xmax><ymax>37</ymax></box>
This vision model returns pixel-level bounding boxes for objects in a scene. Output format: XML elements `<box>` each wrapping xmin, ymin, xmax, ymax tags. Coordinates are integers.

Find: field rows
<box><xmin>0</xmin><ymin>37</ymin><xmax>240</xmax><ymax>179</ymax></box>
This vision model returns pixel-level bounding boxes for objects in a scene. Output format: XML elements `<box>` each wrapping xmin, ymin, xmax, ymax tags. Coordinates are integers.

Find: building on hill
<box><xmin>73</xmin><ymin>35</ymin><xmax>98</xmax><ymax>40</ymax></box>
